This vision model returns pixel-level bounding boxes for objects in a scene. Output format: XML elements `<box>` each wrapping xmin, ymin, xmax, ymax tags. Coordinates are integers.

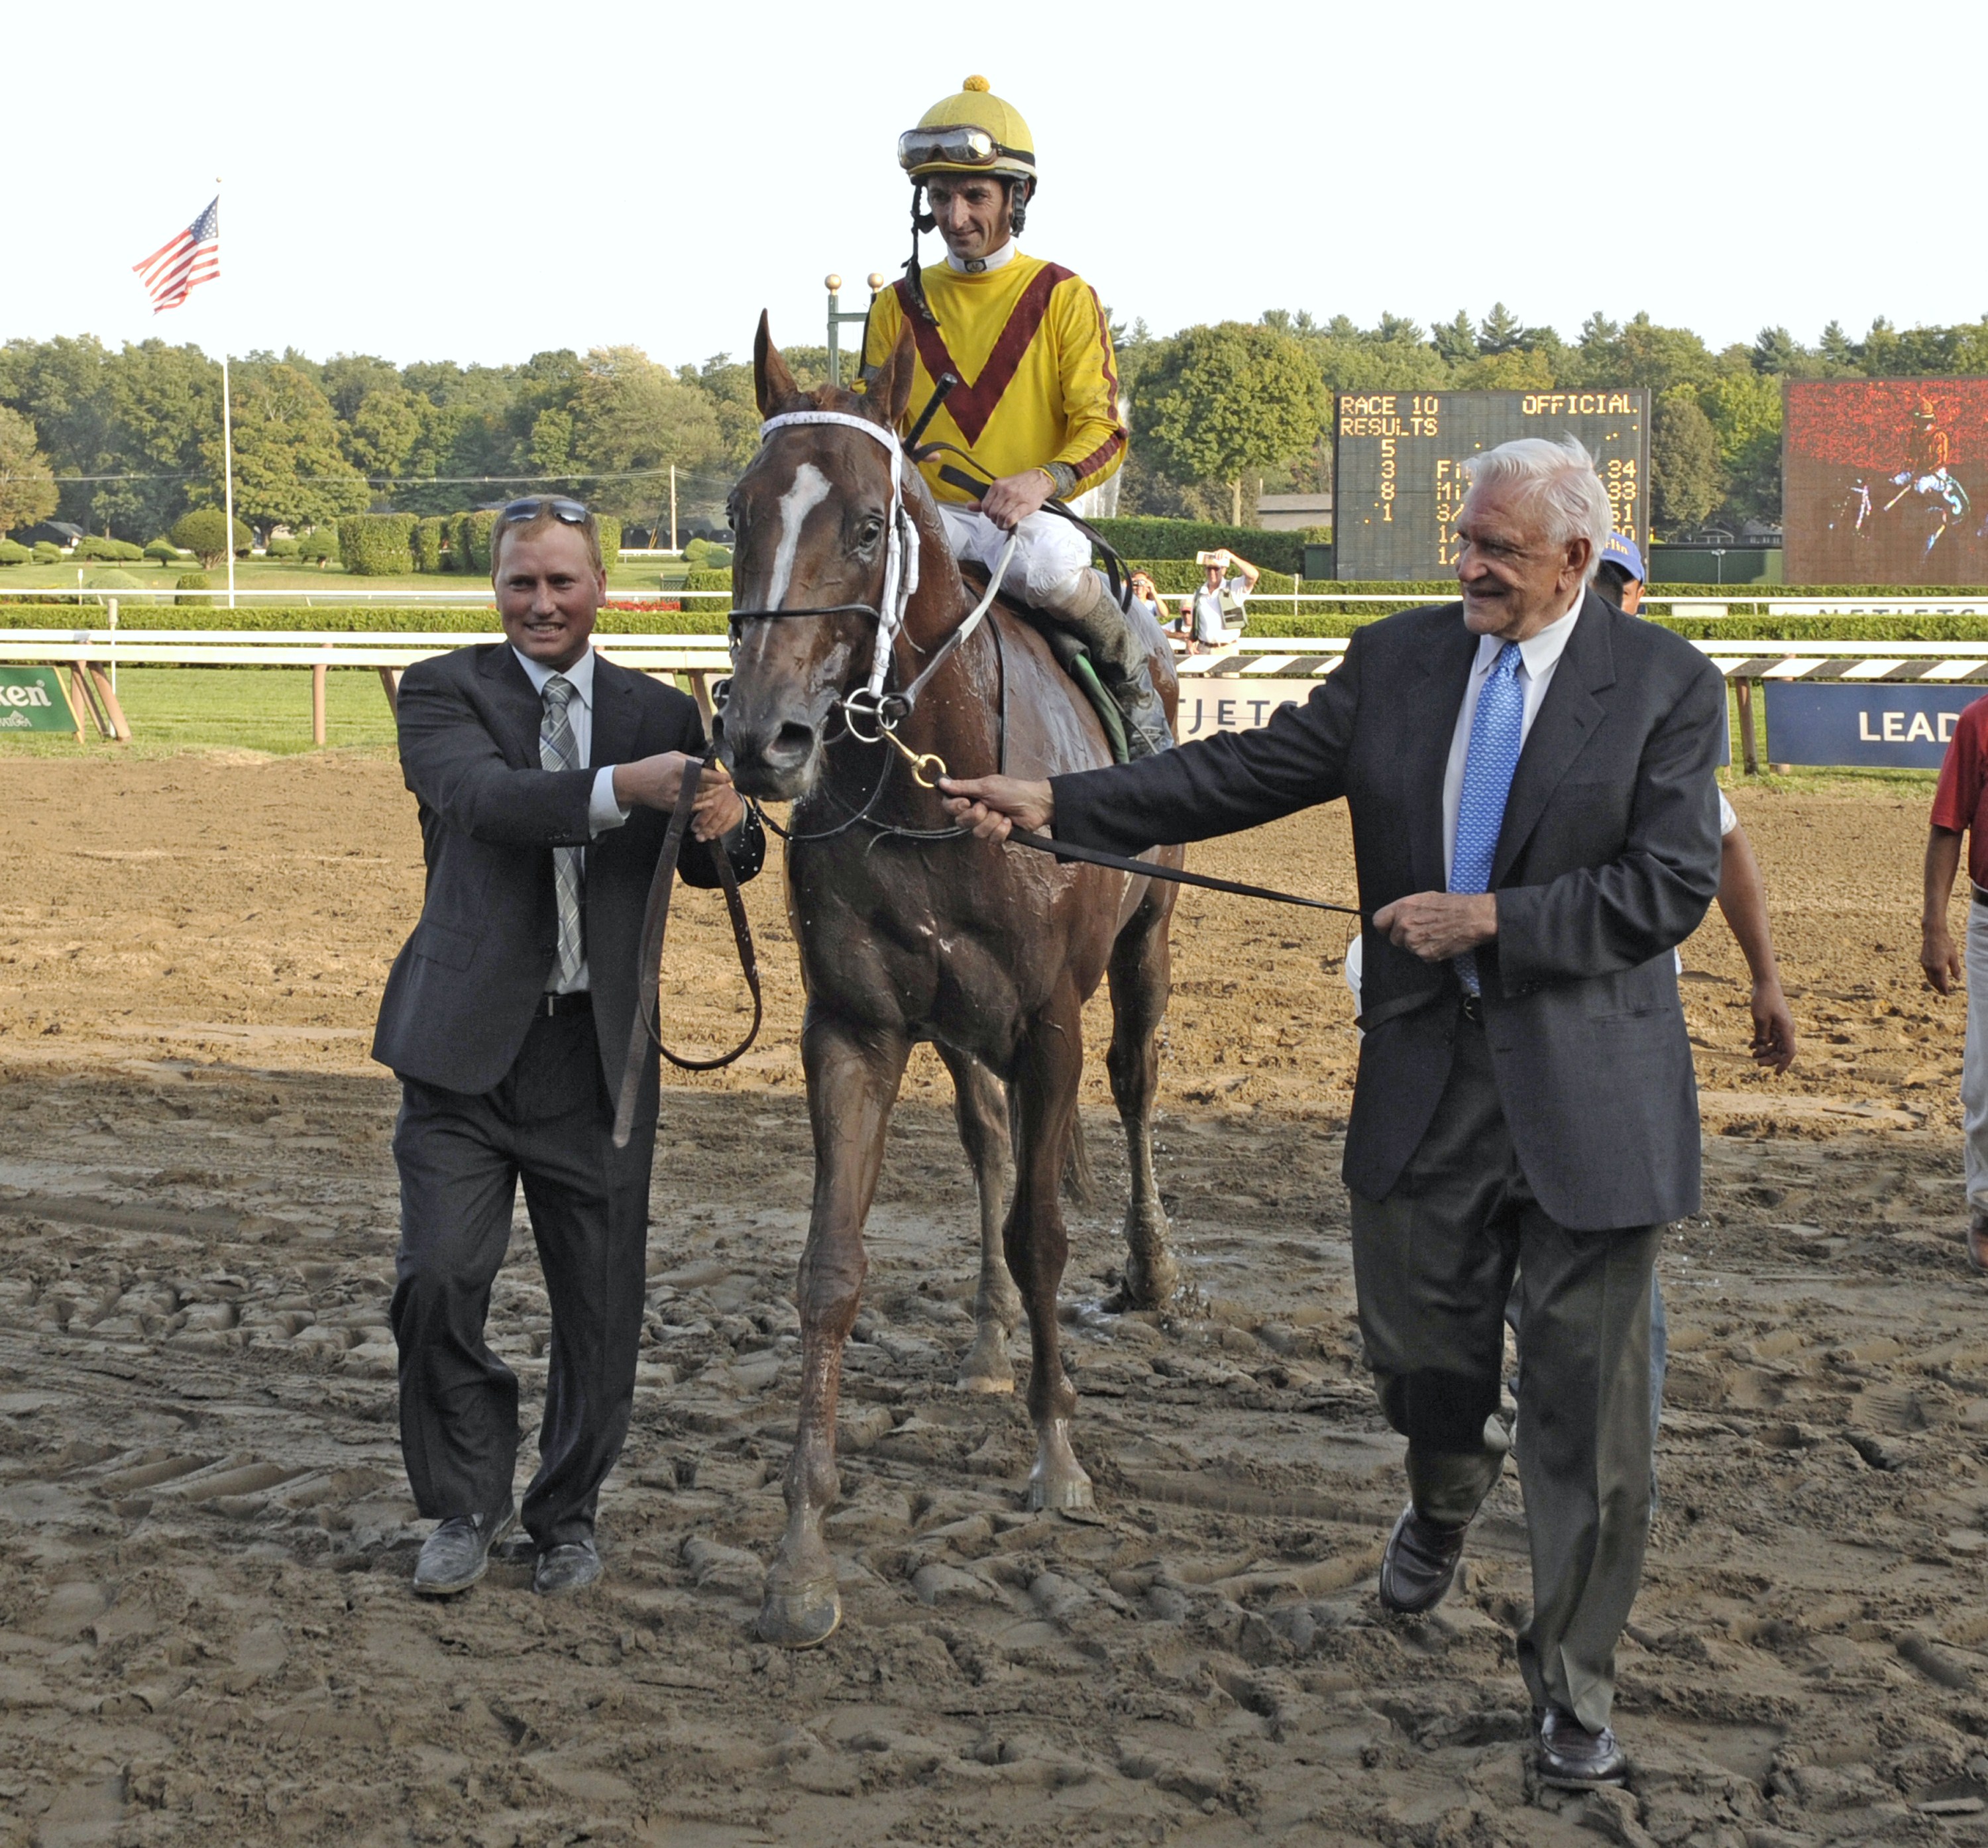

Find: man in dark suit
<box><xmin>940</xmin><ymin>437</ymin><xmax>1724</xmax><ymax>1787</ymax></box>
<box><xmin>374</xmin><ymin>496</ymin><xmax>763</xmax><ymax>1600</ymax></box>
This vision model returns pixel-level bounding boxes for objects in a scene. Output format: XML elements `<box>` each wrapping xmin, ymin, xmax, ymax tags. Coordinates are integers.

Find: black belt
<box><xmin>539</xmin><ymin>990</ymin><xmax>592</xmax><ymax>1017</ymax></box>
<box><xmin>1973</xmin><ymin>886</ymin><xmax>1988</xmax><ymax>908</ymax></box>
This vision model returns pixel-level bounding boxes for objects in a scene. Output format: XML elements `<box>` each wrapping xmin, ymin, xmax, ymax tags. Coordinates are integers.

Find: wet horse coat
<box><xmin>714</xmin><ymin>319</ymin><xmax>1183</xmax><ymax>1647</ymax></box>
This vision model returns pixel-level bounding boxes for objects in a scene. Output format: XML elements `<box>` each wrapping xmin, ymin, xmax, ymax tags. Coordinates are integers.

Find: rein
<box><xmin>611</xmin><ymin>759</ymin><xmax>764</xmax><ymax>1150</ymax></box>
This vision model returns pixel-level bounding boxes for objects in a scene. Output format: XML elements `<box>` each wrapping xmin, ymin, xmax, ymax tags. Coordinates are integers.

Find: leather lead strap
<box><xmin>612</xmin><ymin>761</ymin><xmax>765</xmax><ymax>1149</ymax></box>
<box><xmin>1003</xmin><ymin>828</ymin><xmax>1364</xmax><ymax>917</ymax></box>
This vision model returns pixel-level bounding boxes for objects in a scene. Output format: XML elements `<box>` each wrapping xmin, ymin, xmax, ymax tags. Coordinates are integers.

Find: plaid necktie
<box><xmin>539</xmin><ymin>675</ymin><xmax>586</xmax><ymax>991</ymax></box>
<box><xmin>1449</xmin><ymin>641</ymin><xmax>1524</xmax><ymax>997</ymax></box>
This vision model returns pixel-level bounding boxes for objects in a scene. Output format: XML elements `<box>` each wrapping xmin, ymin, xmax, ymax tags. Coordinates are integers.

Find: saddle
<box><xmin>957</xmin><ymin>561</ymin><xmax>1131</xmax><ymax>765</ymax></box>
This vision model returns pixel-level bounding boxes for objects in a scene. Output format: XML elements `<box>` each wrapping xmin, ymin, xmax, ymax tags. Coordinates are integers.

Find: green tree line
<box><xmin>0</xmin><ymin>337</ymin><xmax>842</xmax><ymax>546</ymax></box>
<box><xmin>5</xmin><ymin>308</ymin><xmax>1988</xmax><ymax>547</ymax></box>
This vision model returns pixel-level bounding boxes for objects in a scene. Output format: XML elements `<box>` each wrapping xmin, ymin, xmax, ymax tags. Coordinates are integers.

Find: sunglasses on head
<box><xmin>500</xmin><ymin>496</ymin><xmax>590</xmax><ymax>525</ymax></box>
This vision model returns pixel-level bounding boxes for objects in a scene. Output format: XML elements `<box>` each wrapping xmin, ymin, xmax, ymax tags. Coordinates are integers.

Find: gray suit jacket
<box><xmin>371</xmin><ymin>643</ymin><xmax>763</xmax><ymax>1100</ymax></box>
<box><xmin>1051</xmin><ymin>589</ymin><xmax>1725</xmax><ymax>1230</ymax></box>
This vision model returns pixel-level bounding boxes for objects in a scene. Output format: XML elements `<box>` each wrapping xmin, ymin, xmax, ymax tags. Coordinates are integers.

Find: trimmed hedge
<box><xmin>594</xmin><ymin>515</ymin><xmax>622</xmax><ymax>568</ymax></box>
<box><xmin>412</xmin><ymin>516</ymin><xmax>447</xmax><ymax>574</ymax></box>
<box><xmin>0</xmin><ymin>540</ymin><xmax>29</xmax><ymax>566</ymax></box>
<box><xmin>76</xmin><ymin>535</ymin><xmax>146</xmax><ymax>563</ymax></box>
<box><xmin>337</xmin><ymin>514</ymin><xmax>418</xmax><ymax>576</ymax></box>
<box><xmin>171</xmin><ymin>508</ymin><xmax>252</xmax><ymax>563</ymax></box>
<box><xmin>458</xmin><ymin>511</ymin><xmax>497</xmax><ymax>574</ymax></box>
<box><xmin>0</xmin><ymin>601</ymin><xmax>731</xmax><ymax>635</ymax></box>
<box><xmin>1089</xmin><ymin>517</ymin><xmax>1330</xmax><ymax>575</ymax></box>
<box><xmin>1126</xmin><ymin>559</ymin><xmax>1298</xmax><ymax>598</ymax></box>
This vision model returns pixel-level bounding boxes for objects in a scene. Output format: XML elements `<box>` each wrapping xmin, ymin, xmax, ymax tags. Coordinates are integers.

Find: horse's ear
<box><xmin>754</xmin><ymin>312</ymin><xmax>799</xmax><ymax>417</ymax></box>
<box><xmin>868</xmin><ymin>321</ymin><xmax>916</xmax><ymax>429</ymax></box>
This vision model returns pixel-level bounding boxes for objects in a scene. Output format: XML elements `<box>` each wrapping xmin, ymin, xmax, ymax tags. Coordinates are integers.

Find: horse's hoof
<box><xmin>1026</xmin><ymin>1470</ymin><xmax>1095</xmax><ymax>1513</ymax></box>
<box><xmin>956</xmin><ymin>1370</ymin><xmax>1015</xmax><ymax>1395</ymax></box>
<box><xmin>756</xmin><ymin>1580</ymin><xmax>842</xmax><ymax>1650</ymax></box>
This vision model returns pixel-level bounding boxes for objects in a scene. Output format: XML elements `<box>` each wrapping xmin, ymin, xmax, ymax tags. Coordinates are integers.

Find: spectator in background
<box><xmin>1189</xmin><ymin>547</ymin><xmax>1260</xmax><ymax>649</ymax></box>
<box><xmin>1594</xmin><ymin>534</ymin><xmax>1797</xmax><ymax>1072</ymax></box>
<box><xmin>1922</xmin><ymin>695</ymin><xmax>1988</xmax><ymax>1271</ymax></box>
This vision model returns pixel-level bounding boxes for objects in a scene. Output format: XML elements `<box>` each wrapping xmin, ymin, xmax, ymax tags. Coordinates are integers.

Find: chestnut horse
<box><xmin>712</xmin><ymin>319</ymin><xmax>1183</xmax><ymax>1647</ymax></box>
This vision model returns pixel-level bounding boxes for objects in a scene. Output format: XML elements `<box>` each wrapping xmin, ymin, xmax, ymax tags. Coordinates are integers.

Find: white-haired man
<box><xmin>939</xmin><ymin>435</ymin><xmax>1726</xmax><ymax>1788</ymax></box>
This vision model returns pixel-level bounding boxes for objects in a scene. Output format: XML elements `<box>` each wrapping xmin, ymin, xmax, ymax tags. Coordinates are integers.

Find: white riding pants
<box><xmin>938</xmin><ymin>504</ymin><xmax>1092</xmax><ymax>617</ymax></box>
<box><xmin>1965</xmin><ymin>901</ymin><xmax>1988</xmax><ymax>1212</ymax></box>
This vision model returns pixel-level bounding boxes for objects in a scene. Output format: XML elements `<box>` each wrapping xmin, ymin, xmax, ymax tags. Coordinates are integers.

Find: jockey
<box><xmin>861</xmin><ymin>75</ymin><xmax>1172</xmax><ymax>757</ymax></box>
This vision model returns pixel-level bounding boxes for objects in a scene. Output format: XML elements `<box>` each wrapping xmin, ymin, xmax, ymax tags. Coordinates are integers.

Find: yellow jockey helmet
<box><xmin>899</xmin><ymin>76</ymin><xmax>1037</xmax><ymax>186</ymax></box>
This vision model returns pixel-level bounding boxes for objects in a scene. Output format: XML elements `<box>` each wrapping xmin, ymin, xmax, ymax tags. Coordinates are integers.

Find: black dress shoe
<box><xmin>412</xmin><ymin>1501</ymin><xmax>516</xmax><ymax>1598</ymax></box>
<box><xmin>1378</xmin><ymin>1503</ymin><xmax>1468</xmax><ymax>1614</ymax></box>
<box><xmin>533</xmin><ymin>1537</ymin><xmax>602</xmax><ymax>1596</ymax></box>
<box><xmin>1536</xmin><ymin>1706</ymin><xmax>1628</xmax><ymax>1788</ymax></box>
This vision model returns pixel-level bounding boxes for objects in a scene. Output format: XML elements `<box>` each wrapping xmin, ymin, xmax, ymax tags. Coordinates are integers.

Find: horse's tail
<box><xmin>1063</xmin><ymin>1108</ymin><xmax>1098</xmax><ymax>1211</ymax></box>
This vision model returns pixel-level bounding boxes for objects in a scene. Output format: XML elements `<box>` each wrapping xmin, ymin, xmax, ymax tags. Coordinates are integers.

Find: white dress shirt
<box><xmin>511</xmin><ymin>646</ymin><xmax>632</xmax><ymax>992</ymax></box>
<box><xmin>1441</xmin><ymin>594</ymin><xmax>1584</xmax><ymax>886</ymax></box>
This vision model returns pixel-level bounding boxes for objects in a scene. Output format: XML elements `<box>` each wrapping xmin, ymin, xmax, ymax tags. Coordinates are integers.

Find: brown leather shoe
<box><xmin>1967</xmin><ymin>1212</ymin><xmax>1988</xmax><ymax>1275</ymax></box>
<box><xmin>1536</xmin><ymin>1706</ymin><xmax>1628</xmax><ymax>1788</ymax></box>
<box><xmin>1378</xmin><ymin>1503</ymin><xmax>1468</xmax><ymax>1615</ymax></box>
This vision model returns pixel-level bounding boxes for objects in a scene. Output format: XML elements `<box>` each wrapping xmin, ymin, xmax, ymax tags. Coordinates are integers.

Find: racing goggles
<box><xmin>897</xmin><ymin>127</ymin><xmax>1035</xmax><ymax>173</ymax></box>
<box><xmin>501</xmin><ymin>495</ymin><xmax>590</xmax><ymax>527</ymax></box>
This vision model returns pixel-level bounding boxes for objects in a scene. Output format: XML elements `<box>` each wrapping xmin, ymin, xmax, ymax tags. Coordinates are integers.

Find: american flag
<box><xmin>133</xmin><ymin>197</ymin><xmax>221</xmax><ymax>313</ymax></box>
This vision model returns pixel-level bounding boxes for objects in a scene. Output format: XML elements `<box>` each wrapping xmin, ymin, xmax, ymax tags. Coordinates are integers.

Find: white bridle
<box><xmin>753</xmin><ymin>410</ymin><xmax>920</xmax><ymax>701</ymax></box>
<box><xmin>747</xmin><ymin>409</ymin><xmax>1016</xmax><ymax>712</ymax></box>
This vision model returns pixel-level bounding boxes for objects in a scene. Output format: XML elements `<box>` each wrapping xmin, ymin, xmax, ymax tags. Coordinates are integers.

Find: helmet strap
<box><xmin>1009</xmin><ymin>176</ymin><xmax>1033</xmax><ymax>238</ymax></box>
<box><xmin>903</xmin><ymin>183</ymin><xmax>940</xmax><ymax>327</ymax></box>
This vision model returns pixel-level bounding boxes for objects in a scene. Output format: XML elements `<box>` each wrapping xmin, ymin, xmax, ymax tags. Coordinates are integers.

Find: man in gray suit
<box><xmin>374</xmin><ymin>497</ymin><xmax>762</xmax><ymax>1601</ymax></box>
<box><xmin>939</xmin><ymin>436</ymin><xmax>1724</xmax><ymax>1788</ymax></box>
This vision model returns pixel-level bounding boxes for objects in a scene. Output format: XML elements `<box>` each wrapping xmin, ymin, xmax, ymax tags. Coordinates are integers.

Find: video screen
<box><xmin>1783</xmin><ymin>378</ymin><xmax>1988</xmax><ymax>585</ymax></box>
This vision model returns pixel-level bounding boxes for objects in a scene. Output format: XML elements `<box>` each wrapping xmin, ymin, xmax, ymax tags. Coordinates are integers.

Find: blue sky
<box><xmin>12</xmin><ymin>0</ymin><xmax>1981</xmax><ymax>370</ymax></box>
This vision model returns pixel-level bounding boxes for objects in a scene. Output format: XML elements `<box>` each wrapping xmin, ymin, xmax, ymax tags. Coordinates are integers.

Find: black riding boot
<box><xmin>1055</xmin><ymin>570</ymin><xmax>1174</xmax><ymax>758</ymax></box>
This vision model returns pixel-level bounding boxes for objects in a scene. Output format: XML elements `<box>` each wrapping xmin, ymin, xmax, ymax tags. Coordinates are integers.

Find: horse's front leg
<box><xmin>1107</xmin><ymin>885</ymin><xmax>1184</xmax><ymax>1310</ymax></box>
<box><xmin>1007</xmin><ymin>981</ymin><xmax>1094</xmax><ymax>1511</ymax></box>
<box><xmin>936</xmin><ymin>1043</ymin><xmax>1021</xmax><ymax>1393</ymax></box>
<box><xmin>757</xmin><ymin>1006</ymin><xmax>909</xmax><ymax>1649</ymax></box>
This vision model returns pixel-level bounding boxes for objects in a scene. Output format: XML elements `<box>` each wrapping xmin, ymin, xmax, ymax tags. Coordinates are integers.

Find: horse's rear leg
<box><xmin>1107</xmin><ymin>887</ymin><xmax>1183</xmax><ymax>1310</ymax></box>
<box><xmin>1007</xmin><ymin>983</ymin><xmax>1094</xmax><ymax>1511</ymax></box>
<box><xmin>936</xmin><ymin>1044</ymin><xmax>1021</xmax><ymax>1393</ymax></box>
<box><xmin>759</xmin><ymin>1009</ymin><xmax>908</xmax><ymax>1650</ymax></box>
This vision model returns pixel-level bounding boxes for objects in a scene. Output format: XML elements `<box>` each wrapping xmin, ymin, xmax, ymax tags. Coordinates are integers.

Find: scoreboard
<box><xmin>1334</xmin><ymin>390</ymin><xmax>1649</xmax><ymax>580</ymax></box>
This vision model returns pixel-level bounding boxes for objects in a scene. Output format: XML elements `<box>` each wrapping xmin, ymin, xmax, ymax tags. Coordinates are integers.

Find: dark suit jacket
<box><xmin>1052</xmin><ymin>589</ymin><xmax>1725</xmax><ymax>1230</ymax></box>
<box><xmin>372</xmin><ymin>643</ymin><xmax>765</xmax><ymax>1101</ymax></box>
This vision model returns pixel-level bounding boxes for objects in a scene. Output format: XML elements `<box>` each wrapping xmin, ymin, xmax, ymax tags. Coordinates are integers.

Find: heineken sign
<box><xmin>0</xmin><ymin>667</ymin><xmax>78</xmax><ymax>735</ymax></box>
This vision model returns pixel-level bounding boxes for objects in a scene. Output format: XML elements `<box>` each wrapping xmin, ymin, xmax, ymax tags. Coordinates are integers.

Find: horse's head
<box><xmin>714</xmin><ymin>314</ymin><xmax>924</xmax><ymax>802</ymax></box>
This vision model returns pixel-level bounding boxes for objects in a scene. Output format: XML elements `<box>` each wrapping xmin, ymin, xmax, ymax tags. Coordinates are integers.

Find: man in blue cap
<box><xmin>1592</xmin><ymin>531</ymin><xmax>1795</xmax><ymax>1071</ymax></box>
<box><xmin>1596</xmin><ymin>531</ymin><xmax>1651</xmax><ymax>614</ymax></box>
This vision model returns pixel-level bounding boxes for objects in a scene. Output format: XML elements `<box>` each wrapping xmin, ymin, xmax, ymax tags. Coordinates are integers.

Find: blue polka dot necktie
<box><xmin>1449</xmin><ymin>641</ymin><xmax>1524</xmax><ymax>997</ymax></box>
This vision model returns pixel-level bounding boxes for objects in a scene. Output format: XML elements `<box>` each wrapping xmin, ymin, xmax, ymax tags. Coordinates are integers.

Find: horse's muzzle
<box><xmin>712</xmin><ymin>707</ymin><xmax>821</xmax><ymax>802</ymax></box>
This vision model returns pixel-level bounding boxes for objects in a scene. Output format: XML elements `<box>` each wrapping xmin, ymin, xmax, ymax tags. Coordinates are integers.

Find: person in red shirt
<box><xmin>1924</xmin><ymin>694</ymin><xmax>1988</xmax><ymax>1271</ymax></box>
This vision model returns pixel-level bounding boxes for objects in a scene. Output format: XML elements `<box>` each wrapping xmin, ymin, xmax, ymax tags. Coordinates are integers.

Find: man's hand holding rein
<box><xmin>939</xmin><ymin>775</ymin><xmax>1054</xmax><ymax>842</ymax></box>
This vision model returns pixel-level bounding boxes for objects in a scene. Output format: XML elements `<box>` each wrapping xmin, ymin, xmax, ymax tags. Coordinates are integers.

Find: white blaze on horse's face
<box><xmin>767</xmin><ymin>462</ymin><xmax>832</xmax><ymax>612</ymax></box>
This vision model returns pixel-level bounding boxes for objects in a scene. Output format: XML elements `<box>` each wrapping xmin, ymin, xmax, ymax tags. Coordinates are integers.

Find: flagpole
<box><xmin>217</xmin><ymin>178</ymin><xmax>236</xmax><ymax>610</ymax></box>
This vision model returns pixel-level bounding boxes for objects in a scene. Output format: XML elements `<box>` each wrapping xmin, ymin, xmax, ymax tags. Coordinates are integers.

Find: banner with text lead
<box><xmin>0</xmin><ymin>666</ymin><xmax>80</xmax><ymax>736</ymax></box>
<box><xmin>1763</xmin><ymin>681</ymin><xmax>1986</xmax><ymax>769</ymax></box>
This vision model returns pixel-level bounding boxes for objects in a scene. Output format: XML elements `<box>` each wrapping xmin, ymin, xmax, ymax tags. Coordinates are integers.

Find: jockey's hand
<box><xmin>977</xmin><ymin>468</ymin><xmax>1056</xmax><ymax>532</ymax></box>
<box><xmin>938</xmin><ymin>775</ymin><xmax>1054</xmax><ymax>842</ymax></box>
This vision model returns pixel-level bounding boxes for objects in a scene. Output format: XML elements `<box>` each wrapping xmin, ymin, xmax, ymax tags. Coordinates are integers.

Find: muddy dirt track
<box><xmin>3</xmin><ymin>751</ymin><xmax>1986</xmax><ymax>1848</ymax></box>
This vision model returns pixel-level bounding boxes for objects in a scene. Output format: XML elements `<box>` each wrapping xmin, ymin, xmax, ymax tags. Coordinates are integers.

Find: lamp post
<box><xmin>824</xmin><ymin>272</ymin><xmax>887</xmax><ymax>389</ymax></box>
